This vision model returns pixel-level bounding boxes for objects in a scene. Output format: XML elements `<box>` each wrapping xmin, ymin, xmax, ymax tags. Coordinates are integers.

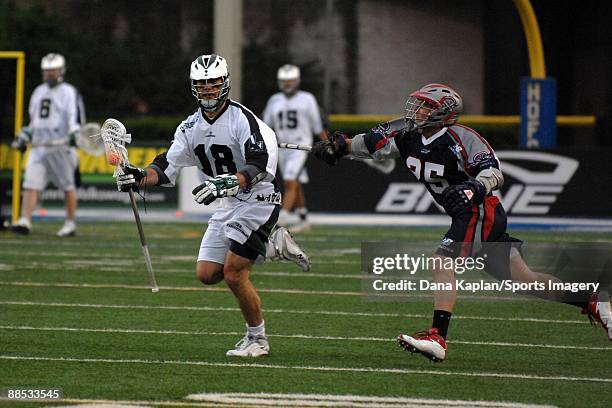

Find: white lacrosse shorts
<box><xmin>23</xmin><ymin>146</ymin><xmax>78</xmax><ymax>191</ymax></box>
<box><xmin>278</xmin><ymin>149</ymin><xmax>308</xmax><ymax>183</ymax></box>
<box><xmin>198</xmin><ymin>201</ymin><xmax>280</xmax><ymax>265</ymax></box>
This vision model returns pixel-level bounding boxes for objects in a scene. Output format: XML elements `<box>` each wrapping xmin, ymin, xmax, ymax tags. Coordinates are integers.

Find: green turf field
<box><xmin>0</xmin><ymin>222</ymin><xmax>610</xmax><ymax>407</ymax></box>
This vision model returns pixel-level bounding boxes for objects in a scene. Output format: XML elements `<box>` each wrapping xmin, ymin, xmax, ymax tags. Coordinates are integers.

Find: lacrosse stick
<box><xmin>29</xmin><ymin>123</ymin><xmax>104</xmax><ymax>156</ymax></box>
<box><xmin>100</xmin><ymin>118</ymin><xmax>159</xmax><ymax>293</ymax></box>
<box><xmin>278</xmin><ymin>142</ymin><xmax>312</xmax><ymax>152</ymax></box>
<box><xmin>76</xmin><ymin>122</ymin><xmax>105</xmax><ymax>156</ymax></box>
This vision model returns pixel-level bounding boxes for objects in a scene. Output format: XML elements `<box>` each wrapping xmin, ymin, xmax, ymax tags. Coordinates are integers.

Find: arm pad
<box><xmin>239</xmin><ymin>164</ymin><xmax>266</xmax><ymax>186</ymax></box>
<box><xmin>475</xmin><ymin>167</ymin><xmax>504</xmax><ymax>193</ymax></box>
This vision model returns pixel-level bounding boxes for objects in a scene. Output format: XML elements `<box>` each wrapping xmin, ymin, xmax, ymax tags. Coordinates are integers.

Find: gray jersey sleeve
<box><xmin>448</xmin><ymin>125</ymin><xmax>500</xmax><ymax>172</ymax></box>
<box><xmin>447</xmin><ymin>125</ymin><xmax>503</xmax><ymax>190</ymax></box>
<box><xmin>349</xmin><ymin>117</ymin><xmax>407</xmax><ymax>160</ymax></box>
<box><xmin>350</xmin><ymin>133</ymin><xmax>401</xmax><ymax>159</ymax></box>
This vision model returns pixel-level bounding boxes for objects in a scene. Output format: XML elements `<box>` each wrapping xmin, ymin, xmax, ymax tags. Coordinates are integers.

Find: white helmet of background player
<box><xmin>190</xmin><ymin>54</ymin><xmax>231</xmax><ymax>112</ymax></box>
<box><xmin>41</xmin><ymin>53</ymin><xmax>66</xmax><ymax>86</ymax></box>
<box><xmin>405</xmin><ymin>83</ymin><xmax>463</xmax><ymax>129</ymax></box>
<box><xmin>277</xmin><ymin>64</ymin><xmax>300</xmax><ymax>95</ymax></box>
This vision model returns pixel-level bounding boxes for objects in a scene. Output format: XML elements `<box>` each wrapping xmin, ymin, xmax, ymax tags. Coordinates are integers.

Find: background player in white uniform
<box><xmin>11</xmin><ymin>53</ymin><xmax>85</xmax><ymax>237</ymax></box>
<box><xmin>116</xmin><ymin>54</ymin><xmax>310</xmax><ymax>357</ymax></box>
<box><xmin>262</xmin><ymin>65</ymin><xmax>327</xmax><ymax>232</ymax></box>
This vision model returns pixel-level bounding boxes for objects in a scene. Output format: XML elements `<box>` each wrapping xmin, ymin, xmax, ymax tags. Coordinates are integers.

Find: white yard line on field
<box><xmin>0</xmin><ymin>280</ymin><xmax>363</xmax><ymax>297</ymax></box>
<box><xmin>0</xmin><ymin>325</ymin><xmax>608</xmax><ymax>351</ymax></box>
<box><xmin>185</xmin><ymin>392</ymin><xmax>558</xmax><ymax>408</ymax></box>
<box><xmin>0</xmin><ymin>300</ymin><xmax>589</xmax><ymax>325</ymax></box>
<box><xmin>2</xmin><ymin>394</ymin><xmax>558</xmax><ymax>408</ymax></box>
<box><xmin>20</xmin><ymin>398</ymin><xmax>217</xmax><ymax>407</ymax></box>
<box><xmin>0</xmin><ymin>355</ymin><xmax>610</xmax><ymax>384</ymax></box>
<box><xmin>0</xmin><ymin>281</ymin><xmax>525</xmax><ymax>301</ymax></box>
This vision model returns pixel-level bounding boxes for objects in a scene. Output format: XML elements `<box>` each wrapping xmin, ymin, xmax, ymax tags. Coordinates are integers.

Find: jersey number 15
<box><xmin>277</xmin><ymin>110</ymin><xmax>297</xmax><ymax>129</ymax></box>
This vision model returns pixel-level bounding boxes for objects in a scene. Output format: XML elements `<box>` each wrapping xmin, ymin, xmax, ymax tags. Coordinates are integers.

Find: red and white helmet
<box><xmin>404</xmin><ymin>83</ymin><xmax>463</xmax><ymax>129</ymax></box>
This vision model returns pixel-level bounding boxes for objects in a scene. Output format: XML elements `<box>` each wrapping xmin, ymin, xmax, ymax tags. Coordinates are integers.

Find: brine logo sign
<box><xmin>376</xmin><ymin>151</ymin><xmax>579</xmax><ymax>215</ymax></box>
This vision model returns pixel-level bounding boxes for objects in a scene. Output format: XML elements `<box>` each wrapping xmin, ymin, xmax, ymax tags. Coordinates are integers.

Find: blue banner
<box><xmin>520</xmin><ymin>78</ymin><xmax>557</xmax><ymax>148</ymax></box>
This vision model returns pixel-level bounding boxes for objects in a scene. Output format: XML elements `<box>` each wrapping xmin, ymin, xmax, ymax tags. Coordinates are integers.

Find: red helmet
<box><xmin>405</xmin><ymin>83</ymin><xmax>463</xmax><ymax>129</ymax></box>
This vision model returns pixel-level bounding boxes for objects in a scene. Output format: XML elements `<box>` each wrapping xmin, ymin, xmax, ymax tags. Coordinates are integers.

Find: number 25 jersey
<box><xmin>360</xmin><ymin>119</ymin><xmax>501</xmax><ymax>206</ymax></box>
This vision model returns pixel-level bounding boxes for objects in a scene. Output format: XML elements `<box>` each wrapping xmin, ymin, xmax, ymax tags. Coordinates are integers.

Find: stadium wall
<box><xmin>2</xmin><ymin>146</ymin><xmax>609</xmax><ymax>218</ymax></box>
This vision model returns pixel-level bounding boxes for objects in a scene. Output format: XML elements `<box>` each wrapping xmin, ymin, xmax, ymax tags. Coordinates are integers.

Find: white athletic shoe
<box><xmin>226</xmin><ymin>335</ymin><xmax>269</xmax><ymax>357</ymax></box>
<box><xmin>56</xmin><ymin>220</ymin><xmax>76</xmax><ymax>237</ymax></box>
<box><xmin>397</xmin><ymin>328</ymin><xmax>447</xmax><ymax>362</ymax></box>
<box><xmin>270</xmin><ymin>227</ymin><xmax>311</xmax><ymax>272</ymax></box>
<box><xmin>10</xmin><ymin>217</ymin><xmax>31</xmax><ymax>235</ymax></box>
<box><xmin>289</xmin><ymin>221</ymin><xmax>311</xmax><ymax>233</ymax></box>
<box><xmin>583</xmin><ymin>291</ymin><xmax>612</xmax><ymax>341</ymax></box>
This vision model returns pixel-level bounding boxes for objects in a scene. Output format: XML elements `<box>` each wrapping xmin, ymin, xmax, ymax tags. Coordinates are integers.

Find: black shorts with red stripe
<box><xmin>435</xmin><ymin>195</ymin><xmax>522</xmax><ymax>280</ymax></box>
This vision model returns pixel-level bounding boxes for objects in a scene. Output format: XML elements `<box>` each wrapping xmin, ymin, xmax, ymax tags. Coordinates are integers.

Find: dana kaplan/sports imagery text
<box><xmin>372</xmin><ymin>279</ymin><xmax>600</xmax><ymax>294</ymax></box>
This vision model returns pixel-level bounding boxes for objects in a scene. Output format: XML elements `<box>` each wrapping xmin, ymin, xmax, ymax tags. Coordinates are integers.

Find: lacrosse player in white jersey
<box><xmin>262</xmin><ymin>64</ymin><xmax>327</xmax><ymax>232</ymax></box>
<box><xmin>11</xmin><ymin>53</ymin><xmax>85</xmax><ymax>237</ymax></box>
<box><xmin>116</xmin><ymin>54</ymin><xmax>311</xmax><ymax>357</ymax></box>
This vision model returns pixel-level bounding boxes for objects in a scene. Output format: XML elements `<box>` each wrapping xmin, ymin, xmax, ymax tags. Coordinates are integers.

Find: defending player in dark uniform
<box><xmin>312</xmin><ymin>83</ymin><xmax>612</xmax><ymax>361</ymax></box>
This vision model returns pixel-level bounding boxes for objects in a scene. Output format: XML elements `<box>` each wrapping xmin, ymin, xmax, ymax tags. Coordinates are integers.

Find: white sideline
<box><xmin>0</xmin><ymin>355</ymin><xmax>610</xmax><ymax>384</ymax></box>
<box><xmin>26</xmin><ymin>207</ymin><xmax>612</xmax><ymax>231</ymax></box>
<box><xmin>185</xmin><ymin>392</ymin><xmax>557</xmax><ymax>408</ymax></box>
<box><xmin>0</xmin><ymin>300</ymin><xmax>589</xmax><ymax>325</ymax></box>
<box><xmin>0</xmin><ymin>325</ymin><xmax>608</xmax><ymax>351</ymax></box>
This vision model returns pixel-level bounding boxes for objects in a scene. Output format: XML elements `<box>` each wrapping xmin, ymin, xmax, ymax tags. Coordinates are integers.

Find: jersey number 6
<box><xmin>406</xmin><ymin>156</ymin><xmax>449</xmax><ymax>194</ymax></box>
<box><xmin>194</xmin><ymin>144</ymin><xmax>238</xmax><ymax>176</ymax></box>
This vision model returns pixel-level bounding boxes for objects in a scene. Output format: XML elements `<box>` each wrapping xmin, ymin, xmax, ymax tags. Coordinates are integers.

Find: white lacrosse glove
<box><xmin>11</xmin><ymin>129</ymin><xmax>32</xmax><ymax>153</ymax></box>
<box><xmin>116</xmin><ymin>165</ymin><xmax>147</xmax><ymax>192</ymax></box>
<box><xmin>192</xmin><ymin>174</ymin><xmax>240</xmax><ymax>205</ymax></box>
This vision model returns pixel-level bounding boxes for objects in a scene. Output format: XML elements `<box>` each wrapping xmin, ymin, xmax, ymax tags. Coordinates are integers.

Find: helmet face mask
<box><xmin>405</xmin><ymin>97</ymin><xmax>436</xmax><ymax>128</ymax></box>
<box><xmin>404</xmin><ymin>84</ymin><xmax>463</xmax><ymax>130</ymax></box>
<box><xmin>190</xmin><ymin>54</ymin><xmax>230</xmax><ymax>112</ymax></box>
<box><xmin>277</xmin><ymin>64</ymin><xmax>300</xmax><ymax>95</ymax></box>
<box><xmin>41</xmin><ymin>53</ymin><xmax>66</xmax><ymax>86</ymax></box>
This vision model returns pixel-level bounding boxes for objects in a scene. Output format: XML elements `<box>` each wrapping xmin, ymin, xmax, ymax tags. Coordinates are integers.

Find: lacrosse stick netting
<box><xmin>100</xmin><ymin>119</ymin><xmax>132</xmax><ymax>176</ymax></box>
<box><xmin>76</xmin><ymin>122</ymin><xmax>105</xmax><ymax>156</ymax></box>
<box><xmin>100</xmin><ymin>118</ymin><xmax>159</xmax><ymax>292</ymax></box>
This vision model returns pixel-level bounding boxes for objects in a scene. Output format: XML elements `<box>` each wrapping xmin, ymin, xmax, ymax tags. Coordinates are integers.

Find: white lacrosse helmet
<box><xmin>277</xmin><ymin>64</ymin><xmax>300</xmax><ymax>95</ymax></box>
<box><xmin>190</xmin><ymin>54</ymin><xmax>231</xmax><ymax>112</ymax></box>
<box><xmin>41</xmin><ymin>53</ymin><xmax>66</xmax><ymax>84</ymax></box>
<box><xmin>404</xmin><ymin>83</ymin><xmax>463</xmax><ymax>129</ymax></box>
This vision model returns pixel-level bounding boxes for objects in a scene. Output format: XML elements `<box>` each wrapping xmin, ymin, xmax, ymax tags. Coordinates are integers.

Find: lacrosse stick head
<box><xmin>76</xmin><ymin>122</ymin><xmax>105</xmax><ymax>156</ymax></box>
<box><xmin>100</xmin><ymin>118</ymin><xmax>132</xmax><ymax>176</ymax></box>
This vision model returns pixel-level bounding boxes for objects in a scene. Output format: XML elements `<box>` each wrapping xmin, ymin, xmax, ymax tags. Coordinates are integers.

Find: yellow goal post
<box><xmin>0</xmin><ymin>51</ymin><xmax>26</xmax><ymax>224</ymax></box>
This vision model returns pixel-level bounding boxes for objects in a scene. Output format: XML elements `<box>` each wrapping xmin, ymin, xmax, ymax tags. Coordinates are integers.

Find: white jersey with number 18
<box><xmin>152</xmin><ymin>101</ymin><xmax>279</xmax><ymax>207</ymax></box>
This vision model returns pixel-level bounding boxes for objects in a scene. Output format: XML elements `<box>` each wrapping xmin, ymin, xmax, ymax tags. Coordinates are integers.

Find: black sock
<box><xmin>560</xmin><ymin>290</ymin><xmax>591</xmax><ymax>310</ymax></box>
<box><xmin>432</xmin><ymin>310</ymin><xmax>452</xmax><ymax>339</ymax></box>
